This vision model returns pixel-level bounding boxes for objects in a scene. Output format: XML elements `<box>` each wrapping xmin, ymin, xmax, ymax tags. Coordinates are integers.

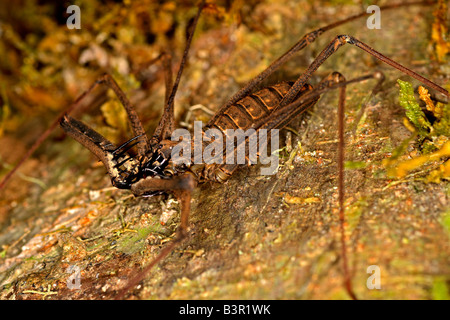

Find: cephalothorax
<box><xmin>1</xmin><ymin>0</ymin><xmax>448</xmax><ymax>299</ymax></box>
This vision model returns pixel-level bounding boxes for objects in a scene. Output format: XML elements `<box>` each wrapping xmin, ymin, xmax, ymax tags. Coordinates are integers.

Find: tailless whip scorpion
<box><xmin>0</xmin><ymin>0</ymin><xmax>448</xmax><ymax>299</ymax></box>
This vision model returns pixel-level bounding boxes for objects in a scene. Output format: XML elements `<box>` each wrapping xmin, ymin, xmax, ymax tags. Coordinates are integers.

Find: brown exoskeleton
<box><xmin>1</xmin><ymin>0</ymin><xmax>448</xmax><ymax>299</ymax></box>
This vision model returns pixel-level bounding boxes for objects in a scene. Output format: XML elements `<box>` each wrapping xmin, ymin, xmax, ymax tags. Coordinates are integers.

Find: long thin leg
<box><xmin>207</xmin><ymin>0</ymin><xmax>436</xmax><ymax>126</ymax></box>
<box><xmin>276</xmin><ymin>35</ymin><xmax>449</xmax><ymax>114</ymax></box>
<box><xmin>116</xmin><ymin>173</ymin><xmax>196</xmax><ymax>299</ymax></box>
<box><xmin>335</xmin><ymin>74</ymin><xmax>358</xmax><ymax>300</ymax></box>
<box><xmin>268</xmin><ymin>72</ymin><xmax>360</xmax><ymax>299</ymax></box>
<box><xmin>152</xmin><ymin>0</ymin><xmax>206</xmax><ymax>143</ymax></box>
<box><xmin>92</xmin><ymin>74</ymin><xmax>150</xmax><ymax>157</ymax></box>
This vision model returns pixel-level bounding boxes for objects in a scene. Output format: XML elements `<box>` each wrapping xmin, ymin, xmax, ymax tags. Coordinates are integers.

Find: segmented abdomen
<box><xmin>188</xmin><ymin>81</ymin><xmax>307</xmax><ymax>183</ymax></box>
<box><xmin>207</xmin><ymin>81</ymin><xmax>294</xmax><ymax>134</ymax></box>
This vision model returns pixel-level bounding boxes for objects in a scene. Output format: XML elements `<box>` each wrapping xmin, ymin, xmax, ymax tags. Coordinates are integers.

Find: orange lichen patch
<box><xmin>78</xmin><ymin>210</ymin><xmax>98</xmax><ymax>227</ymax></box>
<box><xmin>418</xmin><ymin>86</ymin><xmax>442</xmax><ymax>119</ymax></box>
<box><xmin>387</xmin><ymin>141</ymin><xmax>450</xmax><ymax>178</ymax></box>
<box><xmin>431</xmin><ymin>0</ymin><xmax>450</xmax><ymax>62</ymax></box>
<box><xmin>425</xmin><ymin>160</ymin><xmax>450</xmax><ymax>183</ymax></box>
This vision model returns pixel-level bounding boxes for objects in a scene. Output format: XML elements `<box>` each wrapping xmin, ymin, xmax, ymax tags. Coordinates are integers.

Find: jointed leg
<box><xmin>152</xmin><ymin>0</ymin><xmax>206</xmax><ymax>143</ymax></box>
<box><xmin>255</xmin><ymin>71</ymin><xmax>385</xmax><ymax>300</ymax></box>
<box><xmin>285</xmin><ymin>72</ymin><xmax>361</xmax><ymax>300</ymax></box>
<box><xmin>116</xmin><ymin>173</ymin><xmax>196</xmax><ymax>299</ymax></box>
<box><xmin>276</xmin><ymin>35</ymin><xmax>449</xmax><ymax>113</ymax></box>
<box><xmin>91</xmin><ymin>74</ymin><xmax>150</xmax><ymax>157</ymax></box>
<box><xmin>335</xmin><ymin>74</ymin><xmax>357</xmax><ymax>300</ymax></box>
<box><xmin>208</xmin><ymin>0</ymin><xmax>437</xmax><ymax>126</ymax></box>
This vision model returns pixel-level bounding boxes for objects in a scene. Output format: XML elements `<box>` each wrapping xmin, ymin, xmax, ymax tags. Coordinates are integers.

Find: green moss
<box><xmin>431</xmin><ymin>277</ymin><xmax>450</xmax><ymax>300</ymax></box>
<box><xmin>116</xmin><ymin>224</ymin><xmax>170</xmax><ymax>255</ymax></box>
<box><xmin>344</xmin><ymin>161</ymin><xmax>368</xmax><ymax>170</ymax></box>
<box><xmin>397</xmin><ymin>80</ymin><xmax>450</xmax><ymax>140</ymax></box>
<box><xmin>397</xmin><ymin>79</ymin><xmax>431</xmax><ymax>136</ymax></box>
